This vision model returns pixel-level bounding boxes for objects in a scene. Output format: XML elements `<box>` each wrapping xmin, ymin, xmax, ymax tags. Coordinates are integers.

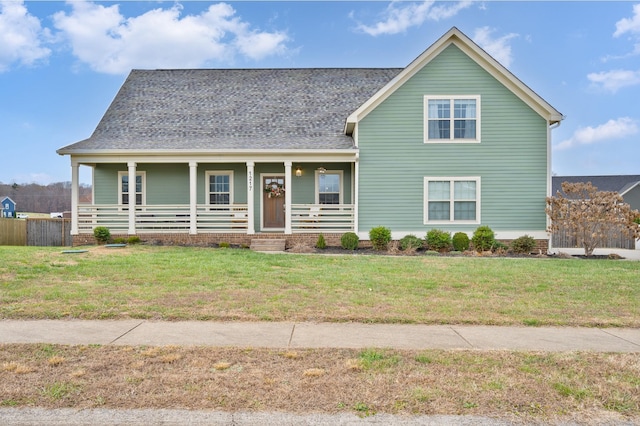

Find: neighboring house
<box><xmin>56</xmin><ymin>27</ymin><xmax>563</xmax><ymax>248</ymax></box>
<box><xmin>552</xmin><ymin>175</ymin><xmax>640</xmax><ymax>211</ymax></box>
<box><xmin>1</xmin><ymin>196</ymin><xmax>16</xmax><ymax>218</ymax></box>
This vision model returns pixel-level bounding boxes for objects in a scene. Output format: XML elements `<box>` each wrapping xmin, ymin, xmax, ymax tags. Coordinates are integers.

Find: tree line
<box><xmin>0</xmin><ymin>182</ymin><xmax>92</xmax><ymax>214</ymax></box>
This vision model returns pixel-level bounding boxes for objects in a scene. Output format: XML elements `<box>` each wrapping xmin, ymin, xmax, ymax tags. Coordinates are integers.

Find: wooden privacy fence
<box><xmin>552</xmin><ymin>224</ymin><xmax>636</xmax><ymax>250</ymax></box>
<box><xmin>0</xmin><ymin>218</ymin><xmax>71</xmax><ymax>246</ymax></box>
<box><xmin>0</xmin><ymin>218</ymin><xmax>27</xmax><ymax>245</ymax></box>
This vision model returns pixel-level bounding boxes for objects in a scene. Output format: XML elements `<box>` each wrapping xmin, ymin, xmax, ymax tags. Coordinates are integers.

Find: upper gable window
<box><xmin>425</xmin><ymin>96</ymin><xmax>480</xmax><ymax>143</ymax></box>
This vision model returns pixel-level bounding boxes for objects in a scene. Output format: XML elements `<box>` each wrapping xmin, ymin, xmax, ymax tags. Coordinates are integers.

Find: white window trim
<box><xmin>424</xmin><ymin>95</ymin><xmax>481</xmax><ymax>143</ymax></box>
<box><xmin>118</xmin><ymin>171</ymin><xmax>146</xmax><ymax>206</ymax></box>
<box><xmin>423</xmin><ymin>176</ymin><xmax>481</xmax><ymax>224</ymax></box>
<box><xmin>315</xmin><ymin>170</ymin><xmax>344</xmax><ymax>205</ymax></box>
<box><xmin>205</xmin><ymin>170</ymin><xmax>234</xmax><ymax>206</ymax></box>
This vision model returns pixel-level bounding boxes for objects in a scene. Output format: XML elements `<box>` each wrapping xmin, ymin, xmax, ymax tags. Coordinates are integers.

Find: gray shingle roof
<box><xmin>58</xmin><ymin>68</ymin><xmax>401</xmax><ymax>153</ymax></box>
<box><xmin>553</xmin><ymin>175</ymin><xmax>640</xmax><ymax>195</ymax></box>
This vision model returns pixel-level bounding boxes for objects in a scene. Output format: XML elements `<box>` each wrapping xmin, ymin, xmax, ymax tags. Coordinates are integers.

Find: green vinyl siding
<box><xmin>198</xmin><ymin>164</ymin><xmax>247</xmax><ymax>204</ymax></box>
<box><xmin>93</xmin><ymin>164</ymin><xmax>120</xmax><ymax>204</ymax></box>
<box><xmin>358</xmin><ymin>44</ymin><xmax>548</xmax><ymax>233</ymax></box>
<box><xmin>95</xmin><ymin>164</ymin><xmax>190</xmax><ymax>204</ymax></box>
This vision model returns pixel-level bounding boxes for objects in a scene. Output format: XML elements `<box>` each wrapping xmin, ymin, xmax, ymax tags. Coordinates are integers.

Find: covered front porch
<box><xmin>68</xmin><ymin>154</ymin><xmax>359</xmax><ymax>238</ymax></box>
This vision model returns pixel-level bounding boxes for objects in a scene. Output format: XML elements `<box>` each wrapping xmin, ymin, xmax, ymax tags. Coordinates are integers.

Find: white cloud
<box><xmin>614</xmin><ymin>3</ymin><xmax>640</xmax><ymax>37</ymax></box>
<box><xmin>472</xmin><ymin>26</ymin><xmax>518</xmax><ymax>68</ymax></box>
<box><xmin>52</xmin><ymin>1</ymin><xmax>289</xmax><ymax>74</ymax></box>
<box><xmin>554</xmin><ymin>117</ymin><xmax>639</xmax><ymax>151</ymax></box>
<box><xmin>0</xmin><ymin>0</ymin><xmax>51</xmax><ymax>72</ymax></box>
<box><xmin>13</xmin><ymin>172</ymin><xmax>55</xmax><ymax>185</ymax></box>
<box><xmin>587</xmin><ymin>69</ymin><xmax>640</xmax><ymax>93</ymax></box>
<box><xmin>354</xmin><ymin>0</ymin><xmax>472</xmax><ymax>37</ymax></box>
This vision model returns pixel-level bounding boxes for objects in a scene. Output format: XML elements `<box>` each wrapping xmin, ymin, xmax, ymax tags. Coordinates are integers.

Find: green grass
<box><xmin>0</xmin><ymin>245</ymin><xmax>638</xmax><ymax>326</ymax></box>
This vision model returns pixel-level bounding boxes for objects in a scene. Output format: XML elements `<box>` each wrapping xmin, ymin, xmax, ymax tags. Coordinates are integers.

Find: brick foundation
<box><xmin>72</xmin><ymin>233</ymin><xmax>547</xmax><ymax>253</ymax></box>
<box><xmin>72</xmin><ymin>233</ymin><xmax>360</xmax><ymax>249</ymax></box>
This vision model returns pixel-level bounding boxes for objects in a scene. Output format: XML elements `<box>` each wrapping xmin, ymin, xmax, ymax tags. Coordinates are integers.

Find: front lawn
<box><xmin>1</xmin><ymin>246</ymin><xmax>638</xmax><ymax>326</ymax></box>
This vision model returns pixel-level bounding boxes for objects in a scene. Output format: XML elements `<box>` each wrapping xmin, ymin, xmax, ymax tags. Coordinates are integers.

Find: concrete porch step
<box><xmin>250</xmin><ymin>238</ymin><xmax>286</xmax><ymax>252</ymax></box>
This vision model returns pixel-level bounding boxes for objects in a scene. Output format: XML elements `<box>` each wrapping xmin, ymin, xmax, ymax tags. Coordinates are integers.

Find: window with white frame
<box><xmin>424</xmin><ymin>177</ymin><xmax>480</xmax><ymax>223</ymax></box>
<box><xmin>316</xmin><ymin>171</ymin><xmax>342</xmax><ymax>204</ymax></box>
<box><xmin>118</xmin><ymin>171</ymin><xmax>145</xmax><ymax>206</ymax></box>
<box><xmin>425</xmin><ymin>96</ymin><xmax>480</xmax><ymax>142</ymax></box>
<box><xmin>206</xmin><ymin>171</ymin><xmax>233</xmax><ymax>205</ymax></box>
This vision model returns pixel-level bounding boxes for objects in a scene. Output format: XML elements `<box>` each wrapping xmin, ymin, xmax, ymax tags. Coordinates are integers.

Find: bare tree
<box><xmin>0</xmin><ymin>181</ymin><xmax>92</xmax><ymax>214</ymax></box>
<box><xmin>546</xmin><ymin>182</ymin><xmax>640</xmax><ymax>256</ymax></box>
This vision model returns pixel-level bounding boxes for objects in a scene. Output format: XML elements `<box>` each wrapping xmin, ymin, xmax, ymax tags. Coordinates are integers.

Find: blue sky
<box><xmin>1</xmin><ymin>1</ymin><xmax>639</xmax><ymax>185</ymax></box>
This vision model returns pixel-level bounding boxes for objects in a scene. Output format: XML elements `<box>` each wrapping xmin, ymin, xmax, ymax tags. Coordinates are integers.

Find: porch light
<box><xmin>295</xmin><ymin>166</ymin><xmax>302</xmax><ymax>177</ymax></box>
<box><xmin>317</xmin><ymin>167</ymin><xmax>326</xmax><ymax>174</ymax></box>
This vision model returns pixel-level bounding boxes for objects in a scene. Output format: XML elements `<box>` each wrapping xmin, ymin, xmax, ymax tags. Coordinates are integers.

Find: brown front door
<box><xmin>263</xmin><ymin>176</ymin><xmax>285</xmax><ymax>229</ymax></box>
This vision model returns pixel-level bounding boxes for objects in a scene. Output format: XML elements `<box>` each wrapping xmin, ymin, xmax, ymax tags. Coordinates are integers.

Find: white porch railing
<box><xmin>77</xmin><ymin>203</ymin><xmax>354</xmax><ymax>234</ymax></box>
<box><xmin>290</xmin><ymin>204</ymin><xmax>354</xmax><ymax>233</ymax></box>
<box><xmin>196</xmin><ymin>204</ymin><xmax>248</xmax><ymax>233</ymax></box>
<box><xmin>77</xmin><ymin>204</ymin><xmax>248</xmax><ymax>234</ymax></box>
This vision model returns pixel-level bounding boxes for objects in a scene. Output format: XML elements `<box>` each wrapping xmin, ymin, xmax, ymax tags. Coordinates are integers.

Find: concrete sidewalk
<box><xmin>2</xmin><ymin>320</ymin><xmax>639</xmax><ymax>352</ymax></box>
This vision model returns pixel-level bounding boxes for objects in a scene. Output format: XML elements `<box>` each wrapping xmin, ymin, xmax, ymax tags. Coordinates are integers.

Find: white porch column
<box><xmin>284</xmin><ymin>161</ymin><xmax>292</xmax><ymax>234</ymax></box>
<box><xmin>353</xmin><ymin>154</ymin><xmax>359</xmax><ymax>234</ymax></box>
<box><xmin>246</xmin><ymin>161</ymin><xmax>255</xmax><ymax>234</ymax></box>
<box><xmin>127</xmin><ymin>161</ymin><xmax>137</xmax><ymax>235</ymax></box>
<box><xmin>70</xmin><ymin>161</ymin><xmax>79</xmax><ymax>235</ymax></box>
<box><xmin>189</xmin><ymin>162</ymin><xmax>198</xmax><ymax>235</ymax></box>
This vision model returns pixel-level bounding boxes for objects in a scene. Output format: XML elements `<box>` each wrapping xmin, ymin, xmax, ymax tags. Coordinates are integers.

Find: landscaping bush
<box><xmin>127</xmin><ymin>236</ymin><xmax>141</xmax><ymax>245</ymax></box>
<box><xmin>93</xmin><ymin>226</ymin><xmax>111</xmax><ymax>244</ymax></box>
<box><xmin>452</xmin><ymin>232</ymin><xmax>470</xmax><ymax>252</ymax></box>
<box><xmin>369</xmin><ymin>226</ymin><xmax>392</xmax><ymax>251</ymax></box>
<box><xmin>492</xmin><ymin>240</ymin><xmax>509</xmax><ymax>255</ymax></box>
<box><xmin>399</xmin><ymin>234</ymin><xmax>423</xmax><ymax>251</ymax></box>
<box><xmin>340</xmin><ymin>232</ymin><xmax>359</xmax><ymax>250</ymax></box>
<box><xmin>113</xmin><ymin>237</ymin><xmax>127</xmax><ymax>244</ymax></box>
<box><xmin>218</xmin><ymin>242</ymin><xmax>230</xmax><ymax>248</ymax></box>
<box><xmin>425</xmin><ymin>229</ymin><xmax>452</xmax><ymax>252</ymax></box>
<box><xmin>510</xmin><ymin>235</ymin><xmax>536</xmax><ymax>254</ymax></box>
<box><xmin>315</xmin><ymin>234</ymin><xmax>327</xmax><ymax>249</ymax></box>
<box><xmin>471</xmin><ymin>225</ymin><xmax>495</xmax><ymax>252</ymax></box>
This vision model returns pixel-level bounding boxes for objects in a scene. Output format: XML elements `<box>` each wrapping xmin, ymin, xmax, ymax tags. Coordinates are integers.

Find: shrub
<box><xmin>315</xmin><ymin>234</ymin><xmax>327</xmax><ymax>249</ymax></box>
<box><xmin>127</xmin><ymin>236</ymin><xmax>141</xmax><ymax>245</ymax></box>
<box><xmin>93</xmin><ymin>226</ymin><xmax>111</xmax><ymax>244</ymax></box>
<box><xmin>510</xmin><ymin>235</ymin><xmax>536</xmax><ymax>254</ymax></box>
<box><xmin>492</xmin><ymin>240</ymin><xmax>508</xmax><ymax>255</ymax></box>
<box><xmin>399</xmin><ymin>234</ymin><xmax>423</xmax><ymax>251</ymax></box>
<box><xmin>425</xmin><ymin>229</ymin><xmax>452</xmax><ymax>252</ymax></box>
<box><xmin>452</xmin><ymin>232</ymin><xmax>470</xmax><ymax>252</ymax></box>
<box><xmin>341</xmin><ymin>232</ymin><xmax>359</xmax><ymax>250</ymax></box>
<box><xmin>218</xmin><ymin>242</ymin><xmax>230</xmax><ymax>248</ymax></box>
<box><xmin>369</xmin><ymin>226</ymin><xmax>392</xmax><ymax>251</ymax></box>
<box><xmin>113</xmin><ymin>237</ymin><xmax>126</xmax><ymax>244</ymax></box>
<box><xmin>471</xmin><ymin>225</ymin><xmax>495</xmax><ymax>252</ymax></box>
<box><xmin>635</xmin><ymin>216</ymin><xmax>640</xmax><ymax>225</ymax></box>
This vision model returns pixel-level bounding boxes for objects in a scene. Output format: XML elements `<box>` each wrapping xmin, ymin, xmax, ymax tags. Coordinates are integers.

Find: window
<box><xmin>316</xmin><ymin>171</ymin><xmax>342</xmax><ymax>204</ymax></box>
<box><xmin>424</xmin><ymin>177</ymin><xmax>480</xmax><ymax>223</ymax></box>
<box><xmin>206</xmin><ymin>171</ymin><xmax>233</xmax><ymax>205</ymax></box>
<box><xmin>425</xmin><ymin>96</ymin><xmax>480</xmax><ymax>142</ymax></box>
<box><xmin>118</xmin><ymin>171</ymin><xmax>145</xmax><ymax>206</ymax></box>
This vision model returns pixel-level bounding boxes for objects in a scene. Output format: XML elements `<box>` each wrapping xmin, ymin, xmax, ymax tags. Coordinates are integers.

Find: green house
<box><xmin>57</xmin><ymin>27</ymin><xmax>563</xmax><ymax>248</ymax></box>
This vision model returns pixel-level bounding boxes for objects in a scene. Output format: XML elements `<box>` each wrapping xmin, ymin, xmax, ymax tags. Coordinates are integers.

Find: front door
<box><xmin>263</xmin><ymin>176</ymin><xmax>285</xmax><ymax>229</ymax></box>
